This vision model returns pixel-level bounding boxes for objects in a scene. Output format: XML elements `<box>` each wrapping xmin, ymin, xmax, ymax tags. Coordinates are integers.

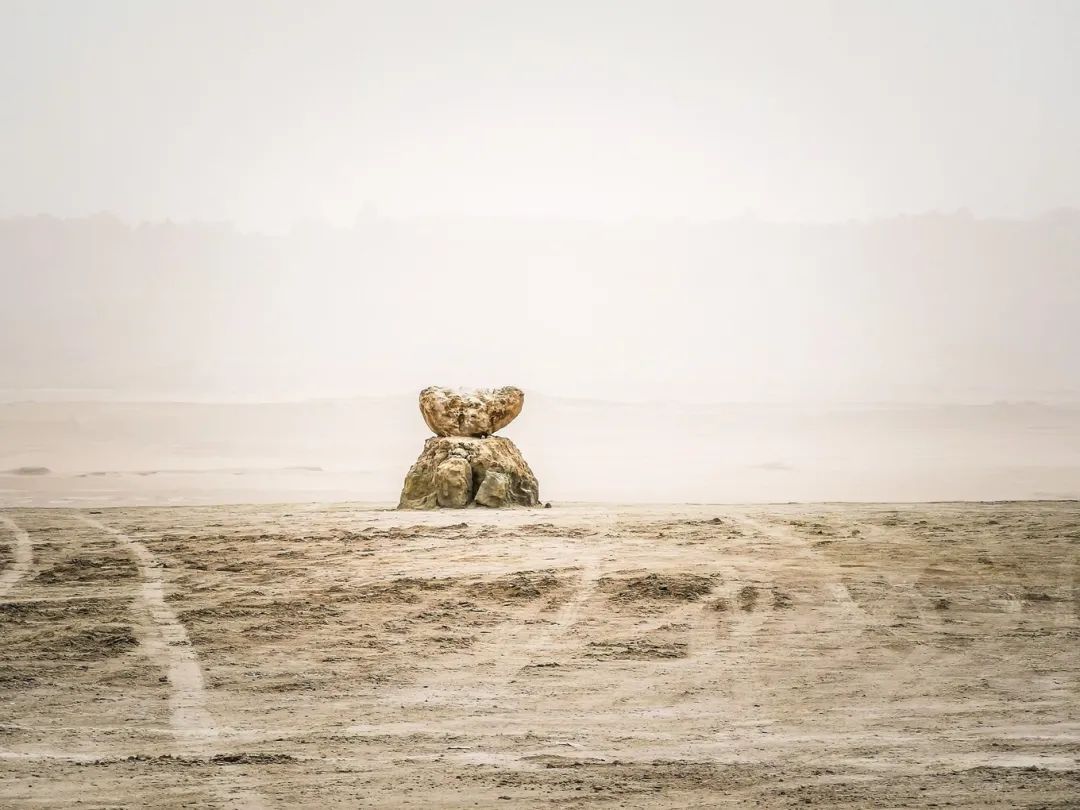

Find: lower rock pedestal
<box><xmin>398</xmin><ymin>436</ymin><xmax>539</xmax><ymax>509</ymax></box>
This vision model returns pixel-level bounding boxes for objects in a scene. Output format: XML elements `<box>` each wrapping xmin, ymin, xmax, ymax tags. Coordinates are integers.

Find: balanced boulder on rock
<box><xmin>398</xmin><ymin>386</ymin><xmax>539</xmax><ymax>509</ymax></box>
<box><xmin>419</xmin><ymin>386</ymin><xmax>524</xmax><ymax>438</ymax></box>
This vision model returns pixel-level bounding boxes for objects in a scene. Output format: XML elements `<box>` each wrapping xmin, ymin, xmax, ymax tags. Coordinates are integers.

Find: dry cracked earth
<box><xmin>0</xmin><ymin>502</ymin><xmax>1078</xmax><ymax>808</ymax></box>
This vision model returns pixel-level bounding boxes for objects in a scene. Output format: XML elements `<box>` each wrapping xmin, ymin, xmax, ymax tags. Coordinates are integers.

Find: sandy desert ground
<box><xmin>0</xmin><ymin>501</ymin><xmax>1078</xmax><ymax>808</ymax></box>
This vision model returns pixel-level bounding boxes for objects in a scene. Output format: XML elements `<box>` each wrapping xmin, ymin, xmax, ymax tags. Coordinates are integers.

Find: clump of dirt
<box><xmin>104</xmin><ymin>752</ymin><xmax>297</xmax><ymax>766</ymax></box>
<box><xmin>3</xmin><ymin>621</ymin><xmax>138</xmax><ymax>662</ymax></box>
<box><xmin>518</xmin><ymin>523</ymin><xmax>588</xmax><ymax>537</ymax></box>
<box><xmin>345</xmin><ymin>524</ymin><xmax>469</xmax><ymax>542</ymax></box>
<box><xmin>466</xmin><ymin>570</ymin><xmax>567</xmax><ymax>602</ymax></box>
<box><xmin>586</xmin><ymin>639</ymin><xmax>688</xmax><ymax>660</ymax></box>
<box><xmin>789</xmin><ymin>519</ymin><xmax>836</xmax><ymax>535</ymax></box>
<box><xmin>424</xmin><ymin>634</ymin><xmax>476</xmax><ymax>650</ymax></box>
<box><xmin>686</xmin><ymin>517</ymin><xmax>729</xmax><ymax>527</ymax></box>
<box><xmin>600</xmin><ymin>572</ymin><xmax>717</xmax><ymax>603</ymax></box>
<box><xmin>99</xmin><ymin>754</ymin><xmax>199</xmax><ymax>767</ymax></box>
<box><xmin>709</xmin><ymin>597</ymin><xmax>730</xmax><ymax>612</ymax></box>
<box><xmin>483</xmin><ymin>758</ymin><xmax>763</xmax><ymax>797</ymax></box>
<box><xmin>410</xmin><ymin>598</ymin><xmax>505</xmax><ymax>627</ymax></box>
<box><xmin>180</xmin><ymin>599</ymin><xmax>341</xmax><ymax>627</ymax></box>
<box><xmin>24</xmin><ymin>624</ymin><xmax>140</xmax><ymax>660</ymax></box>
<box><xmin>1022</xmin><ymin>591</ymin><xmax>1064</xmax><ymax>603</ymax></box>
<box><xmin>35</xmin><ymin>555</ymin><xmax>138</xmax><ymax>584</ymax></box>
<box><xmin>0</xmin><ymin>667</ymin><xmax>38</xmax><ymax>688</ymax></box>
<box><xmin>210</xmin><ymin>752</ymin><xmax>296</xmax><ymax>765</ymax></box>
<box><xmin>259</xmin><ymin>677</ymin><xmax>329</xmax><ymax>693</ymax></box>
<box><xmin>771</xmin><ymin>590</ymin><xmax>794</xmax><ymax>609</ymax></box>
<box><xmin>737</xmin><ymin>585</ymin><xmax>759</xmax><ymax>611</ymax></box>
<box><xmin>0</xmin><ymin>598</ymin><xmax>119</xmax><ymax>625</ymax></box>
<box><xmin>75</xmin><ymin>624</ymin><xmax>139</xmax><ymax>657</ymax></box>
<box><xmin>348</xmin><ymin>577</ymin><xmax>457</xmax><ymax>604</ymax></box>
<box><xmin>179</xmin><ymin>605</ymin><xmax>266</xmax><ymax>623</ymax></box>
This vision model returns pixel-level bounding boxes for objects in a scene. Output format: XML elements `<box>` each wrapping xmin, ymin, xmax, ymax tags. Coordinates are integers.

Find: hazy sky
<box><xmin>3</xmin><ymin>0</ymin><xmax>1078</xmax><ymax>230</ymax></box>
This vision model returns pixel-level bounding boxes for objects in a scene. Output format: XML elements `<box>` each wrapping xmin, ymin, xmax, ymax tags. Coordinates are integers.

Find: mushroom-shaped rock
<box><xmin>419</xmin><ymin>386</ymin><xmax>524</xmax><ymax>437</ymax></box>
<box><xmin>399</xmin><ymin>436</ymin><xmax>539</xmax><ymax>509</ymax></box>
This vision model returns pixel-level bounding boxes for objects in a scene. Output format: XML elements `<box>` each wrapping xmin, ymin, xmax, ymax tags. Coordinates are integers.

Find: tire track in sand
<box><xmin>398</xmin><ymin>539</ymin><xmax>608</xmax><ymax>706</ymax></box>
<box><xmin>77</xmin><ymin>515</ymin><xmax>269</xmax><ymax>809</ymax></box>
<box><xmin>732</xmin><ymin>513</ymin><xmax>868</xmax><ymax>628</ymax></box>
<box><xmin>513</xmin><ymin>547</ymin><xmax>605</xmax><ymax>662</ymax></box>
<box><xmin>78</xmin><ymin>515</ymin><xmax>217</xmax><ymax>740</ymax></box>
<box><xmin>0</xmin><ymin>514</ymin><xmax>34</xmax><ymax>597</ymax></box>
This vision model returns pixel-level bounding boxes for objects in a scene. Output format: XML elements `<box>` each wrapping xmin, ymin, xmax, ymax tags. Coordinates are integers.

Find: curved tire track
<box><xmin>78</xmin><ymin>515</ymin><xmax>217</xmax><ymax>740</ymax></box>
<box><xmin>77</xmin><ymin>515</ymin><xmax>269</xmax><ymax>809</ymax></box>
<box><xmin>390</xmin><ymin>539</ymin><xmax>608</xmax><ymax>711</ymax></box>
<box><xmin>0</xmin><ymin>514</ymin><xmax>34</xmax><ymax>597</ymax></box>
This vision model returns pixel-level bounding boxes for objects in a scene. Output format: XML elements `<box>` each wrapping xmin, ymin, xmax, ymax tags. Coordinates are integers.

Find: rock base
<box><xmin>398</xmin><ymin>436</ymin><xmax>539</xmax><ymax>509</ymax></box>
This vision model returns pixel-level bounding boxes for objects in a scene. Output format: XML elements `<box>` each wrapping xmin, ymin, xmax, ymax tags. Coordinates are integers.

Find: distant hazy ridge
<box><xmin>3</xmin><ymin>213</ymin><xmax>1079</xmax><ymax>403</ymax></box>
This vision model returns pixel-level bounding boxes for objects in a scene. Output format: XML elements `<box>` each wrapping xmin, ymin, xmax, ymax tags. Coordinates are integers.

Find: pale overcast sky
<box><xmin>2</xmin><ymin>0</ymin><xmax>1078</xmax><ymax>230</ymax></box>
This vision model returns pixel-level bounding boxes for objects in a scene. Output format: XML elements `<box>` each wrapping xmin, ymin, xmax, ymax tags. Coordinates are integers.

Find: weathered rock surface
<box><xmin>419</xmin><ymin>386</ymin><xmax>524</xmax><ymax>437</ymax></box>
<box><xmin>435</xmin><ymin>456</ymin><xmax>473</xmax><ymax>508</ymax></box>
<box><xmin>399</xmin><ymin>436</ymin><xmax>539</xmax><ymax>509</ymax></box>
<box><xmin>474</xmin><ymin>470</ymin><xmax>509</xmax><ymax>508</ymax></box>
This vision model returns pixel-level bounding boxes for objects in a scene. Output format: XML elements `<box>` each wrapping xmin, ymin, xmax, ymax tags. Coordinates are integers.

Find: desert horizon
<box><xmin>3</xmin><ymin>393</ymin><xmax>1079</xmax><ymax>507</ymax></box>
<box><xmin>4</xmin><ymin>2</ymin><xmax>1079</xmax><ymax>807</ymax></box>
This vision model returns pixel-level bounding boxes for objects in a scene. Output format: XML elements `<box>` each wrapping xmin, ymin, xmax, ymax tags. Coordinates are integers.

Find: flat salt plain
<box><xmin>1</xmin><ymin>502</ymin><xmax>1078</xmax><ymax>808</ymax></box>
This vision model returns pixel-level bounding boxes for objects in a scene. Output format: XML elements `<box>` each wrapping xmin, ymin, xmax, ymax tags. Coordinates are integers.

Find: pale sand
<box><xmin>0</xmin><ymin>502</ymin><xmax>1077</xmax><ymax>807</ymax></box>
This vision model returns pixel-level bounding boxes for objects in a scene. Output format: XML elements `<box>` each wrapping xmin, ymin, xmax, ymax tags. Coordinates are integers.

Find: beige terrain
<box><xmin>1</xmin><ymin>502</ymin><xmax>1078</xmax><ymax>808</ymax></box>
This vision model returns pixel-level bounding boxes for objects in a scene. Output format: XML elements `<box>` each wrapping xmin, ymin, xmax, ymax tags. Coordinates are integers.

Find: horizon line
<box><xmin>2</xmin><ymin>207</ymin><xmax>1079</xmax><ymax>235</ymax></box>
<box><xmin>2</xmin><ymin>390</ymin><xmax>1078</xmax><ymax>409</ymax></box>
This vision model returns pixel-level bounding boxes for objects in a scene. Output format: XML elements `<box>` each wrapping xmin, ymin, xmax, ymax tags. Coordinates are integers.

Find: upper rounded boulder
<box><xmin>418</xmin><ymin>386</ymin><xmax>524</xmax><ymax>437</ymax></box>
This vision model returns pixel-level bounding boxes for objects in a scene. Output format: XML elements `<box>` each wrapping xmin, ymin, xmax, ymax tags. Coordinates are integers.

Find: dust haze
<box><xmin>3</xmin><ymin>211</ymin><xmax>1079</xmax><ymax>504</ymax></box>
<box><xmin>3</xmin><ymin>4</ymin><xmax>1080</xmax><ymax>808</ymax></box>
<box><xmin>3</xmin><ymin>1</ymin><xmax>1080</xmax><ymax>504</ymax></box>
